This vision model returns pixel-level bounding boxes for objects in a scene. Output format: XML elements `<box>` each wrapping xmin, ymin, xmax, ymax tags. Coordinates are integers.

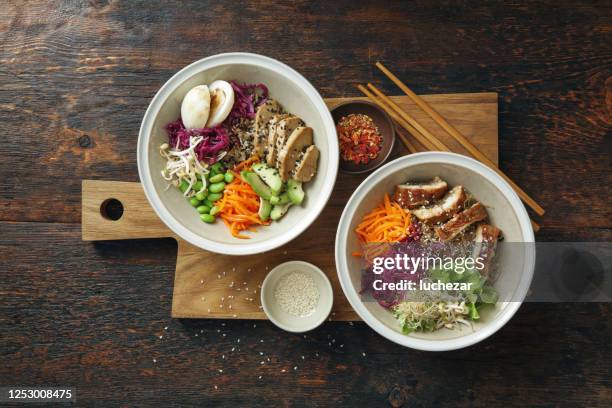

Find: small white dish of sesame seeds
<box><xmin>261</xmin><ymin>261</ymin><xmax>333</xmax><ymax>333</ymax></box>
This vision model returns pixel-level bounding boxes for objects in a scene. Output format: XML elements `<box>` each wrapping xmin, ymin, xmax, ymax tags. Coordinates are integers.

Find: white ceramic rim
<box><xmin>260</xmin><ymin>261</ymin><xmax>334</xmax><ymax>333</ymax></box>
<box><xmin>137</xmin><ymin>52</ymin><xmax>338</xmax><ymax>255</ymax></box>
<box><xmin>335</xmin><ymin>152</ymin><xmax>536</xmax><ymax>351</ymax></box>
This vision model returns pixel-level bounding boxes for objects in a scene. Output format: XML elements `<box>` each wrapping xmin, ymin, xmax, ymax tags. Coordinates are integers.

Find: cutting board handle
<box><xmin>82</xmin><ymin>180</ymin><xmax>173</xmax><ymax>241</ymax></box>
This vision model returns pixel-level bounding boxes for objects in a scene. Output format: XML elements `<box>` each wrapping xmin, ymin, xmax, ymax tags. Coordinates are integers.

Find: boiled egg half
<box><xmin>180</xmin><ymin>81</ymin><xmax>235</xmax><ymax>129</ymax></box>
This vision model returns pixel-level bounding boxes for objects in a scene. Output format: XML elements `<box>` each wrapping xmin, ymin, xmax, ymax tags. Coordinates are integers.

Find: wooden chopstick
<box><xmin>396</xmin><ymin>129</ymin><xmax>418</xmax><ymax>154</ymax></box>
<box><xmin>357</xmin><ymin>83</ymin><xmax>542</xmax><ymax>233</ymax></box>
<box><xmin>356</xmin><ymin>85</ymin><xmax>439</xmax><ymax>151</ymax></box>
<box><xmin>367</xmin><ymin>83</ymin><xmax>449</xmax><ymax>152</ymax></box>
<box><xmin>376</xmin><ymin>61</ymin><xmax>545</xmax><ymax>217</ymax></box>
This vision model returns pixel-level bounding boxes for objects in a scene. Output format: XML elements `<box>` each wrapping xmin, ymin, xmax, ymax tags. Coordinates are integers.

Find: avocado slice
<box><xmin>287</xmin><ymin>179</ymin><xmax>304</xmax><ymax>205</ymax></box>
<box><xmin>270</xmin><ymin>203</ymin><xmax>292</xmax><ymax>221</ymax></box>
<box><xmin>243</xmin><ymin>172</ymin><xmax>273</xmax><ymax>200</ymax></box>
<box><xmin>258</xmin><ymin>198</ymin><xmax>272</xmax><ymax>221</ymax></box>
<box><xmin>252</xmin><ymin>163</ymin><xmax>283</xmax><ymax>193</ymax></box>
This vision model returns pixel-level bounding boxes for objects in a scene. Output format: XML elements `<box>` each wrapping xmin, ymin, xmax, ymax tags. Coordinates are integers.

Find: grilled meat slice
<box><xmin>253</xmin><ymin>99</ymin><xmax>283</xmax><ymax>156</ymax></box>
<box><xmin>412</xmin><ymin>185</ymin><xmax>466</xmax><ymax>224</ymax></box>
<box><xmin>394</xmin><ymin>176</ymin><xmax>448</xmax><ymax>209</ymax></box>
<box><xmin>292</xmin><ymin>145</ymin><xmax>319</xmax><ymax>182</ymax></box>
<box><xmin>435</xmin><ymin>202</ymin><xmax>488</xmax><ymax>241</ymax></box>
<box><xmin>271</xmin><ymin>116</ymin><xmax>304</xmax><ymax>167</ymax></box>
<box><xmin>278</xmin><ymin>127</ymin><xmax>313</xmax><ymax>181</ymax></box>
<box><xmin>472</xmin><ymin>223</ymin><xmax>502</xmax><ymax>279</ymax></box>
<box><xmin>265</xmin><ymin>113</ymin><xmax>292</xmax><ymax>165</ymax></box>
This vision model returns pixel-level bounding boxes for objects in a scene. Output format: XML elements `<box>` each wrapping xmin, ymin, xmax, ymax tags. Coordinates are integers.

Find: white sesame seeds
<box><xmin>274</xmin><ymin>271</ymin><xmax>319</xmax><ymax>317</ymax></box>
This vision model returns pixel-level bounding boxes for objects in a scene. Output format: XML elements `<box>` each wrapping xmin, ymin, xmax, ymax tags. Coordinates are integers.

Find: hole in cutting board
<box><xmin>100</xmin><ymin>198</ymin><xmax>124</xmax><ymax>221</ymax></box>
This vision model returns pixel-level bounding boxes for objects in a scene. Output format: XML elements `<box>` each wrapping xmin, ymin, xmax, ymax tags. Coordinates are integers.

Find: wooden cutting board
<box><xmin>82</xmin><ymin>93</ymin><xmax>498</xmax><ymax>320</ymax></box>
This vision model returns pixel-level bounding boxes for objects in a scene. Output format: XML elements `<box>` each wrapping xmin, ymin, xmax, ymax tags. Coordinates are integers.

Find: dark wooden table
<box><xmin>1</xmin><ymin>1</ymin><xmax>610</xmax><ymax>406</ymax></box>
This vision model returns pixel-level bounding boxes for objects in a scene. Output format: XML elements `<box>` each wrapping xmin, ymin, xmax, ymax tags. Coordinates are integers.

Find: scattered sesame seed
<box><xmin>362</xmin><ymin>352</ymin><xmax>366</xmax><ymax>357</ymax></box>
<box><xmin>214</xmin><ymin>385</ymin><xmax>218</xmax><ymax>390</ymax></box>
<box><xmin>301</xmin><ymin>355</ymin><xmax>305</xmax><ymax>360</ymax></box>
<box><xmin>258</xmin><ymin>375</ymin><xmax>262</xmax><ymax>379</ymax></box>
<box><xmin>281</xmin><ymin>369</ymin><xmax>286</xmax><ymax>373</ymax></box>
<box><xmin>219</xmin><ymin>369</ymin><xmax>223</xmax><ymax>373</ymax></box>
<box><xmin>164</xmin><ymin>326</ymin><xmax>168</xmax><ymax>330</ymax></box>
<box><xmin>159</xmin><ymin>335</ymin><xmax>163</xmax><ymax>339</ymax></box>
<box><xmin>153</xmin><ymin>358</ymin><xmax>157</xmax><ymax>363</ymax></box>
<box><xmin>293</xmin><ymin>366</ymin><xmax>298</xmax><ymax>370</ymax></box>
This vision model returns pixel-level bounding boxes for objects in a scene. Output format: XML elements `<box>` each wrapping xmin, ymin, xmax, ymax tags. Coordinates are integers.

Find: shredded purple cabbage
<box><xmin>360</xmin><ymin>224</ymin><xmax>423</xmax><ymax>309</ymax></box>
<box><xmin>165</xmin><ymin>118</ymin><xmax>230</xmax><ymax>164</ymax></box>
<box><xmin>228</xmin><ymin>80</ymin><xmax>269</xmax><ymax>123</ymax></box>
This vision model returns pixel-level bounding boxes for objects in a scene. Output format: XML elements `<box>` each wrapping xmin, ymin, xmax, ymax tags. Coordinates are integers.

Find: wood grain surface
<box><xmin>1</xmin><ymin>1</ymin><xmax>610</xmax><ymax>407</ymax></box>
<box><xmin>82</xmin><ymin>93</ymin><xmax>497</xmax><ymax>321</ymax></box>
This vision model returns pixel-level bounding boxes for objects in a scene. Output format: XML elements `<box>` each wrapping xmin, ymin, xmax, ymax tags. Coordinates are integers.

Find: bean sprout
<box><xmin>160</xmin><ymin>137</ymin><xmax>210</xmax><ymax>196</ymax></box>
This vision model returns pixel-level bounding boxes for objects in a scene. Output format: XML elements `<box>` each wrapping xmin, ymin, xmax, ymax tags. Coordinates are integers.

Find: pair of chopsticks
<box><xmin>358</xmin><ymin>62</ymin><xmax>544</xmax><ymax>231</ymax></box>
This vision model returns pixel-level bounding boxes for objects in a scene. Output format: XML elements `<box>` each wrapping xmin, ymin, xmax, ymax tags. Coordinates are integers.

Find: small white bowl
<box><xmin>261</xmin><ymin>261</ymin><xmax>333</xmax><ymax>333</ymax></box>
<box><xmin>137</xmin><ymin>53</ymin><xmax>338</xmax><ymax>255</ymax></box>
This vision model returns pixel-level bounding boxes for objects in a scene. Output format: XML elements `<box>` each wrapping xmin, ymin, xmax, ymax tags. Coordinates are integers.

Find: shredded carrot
<box><xmin>233</xmin><ymin>155</ymin><xmax>260</xmax><ymax>172</ymax></box>
<box><xmin>216</xmin><ymin>157</ymin><xmax>270</xmax><ymax>239</ymax></box>
<box><xmin>355</xmin><ymin>193</ymin><xmax>412</xmax><ymax>244</ymax></box>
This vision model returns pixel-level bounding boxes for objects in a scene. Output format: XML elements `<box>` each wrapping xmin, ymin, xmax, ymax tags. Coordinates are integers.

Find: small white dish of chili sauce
<box><xmin>331</xmin><ymin>100</ymin><xmax>395</xmax><ymax>174</ymax></box>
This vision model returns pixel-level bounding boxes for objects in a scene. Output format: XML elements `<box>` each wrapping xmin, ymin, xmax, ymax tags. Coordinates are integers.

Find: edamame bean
<box><xmin>209</xmin><ymin>182</ymin><xmax>225</xmax><ymax>193</ymax></box>
<box><xmin>209</xmin><ymin>174</ymin><xmax>225</xmax><ymax>183</ymax></box>
<box><xmin>196</xmin><ymin>205</ymin><xmax>211</xmax><ymax>214</ymax></box>
<box><xmin>224</xmin><ymin>172</ymin><xmax>234</xmax><ymax>183</ymax></box>
<box><xmin>200</xmin><ymin>213</ymin><xmax>215</xmax><ymax>223</ymax></box>
<box><xmin>195</xmin><ymin>190</ymin><xmax>207</xmax><ymax>201</ymax></box>
<box><xmin>207</xmin><ymin>192</ymin><xmax>222</xmax><ymax>202</ymax></box>
<box><xmin>189</xmin><ymin>197</ymin><xmax>201</xmax><ymax>207</ymax></box>
<box><xmin>209</xmin><ymin>205</ymin><xmax>220</xmax><ymax>216</ymax></box>
<box><xmin>179</xmin><ymin>180</ymin><xmax>189</xmax><ymax>193</ymax></box>
<box><xmin>203</xmin><ymin>199</ymin><xmax>214</xmax><ymax>207</ymax></box>
<box><xmin>194</xmin><ymin>180</ymin><xmax>204</xmax><ymax>191</ymax></box>
<box><xmin>211</xmin><ymin>162</ymin><xmax>224</xmax><ymax>173</ymax></box>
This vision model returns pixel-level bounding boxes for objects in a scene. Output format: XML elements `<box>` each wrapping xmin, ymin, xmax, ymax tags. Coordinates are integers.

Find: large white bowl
<box><xmin>137</xmin><ymin>53</ymin><xmax>338</xmax><ymax>255</ymax></box>
<box><xmin>335</xmin><ymin>152</ymin><xmax>535</xmax><ymax>351</ymax></box>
